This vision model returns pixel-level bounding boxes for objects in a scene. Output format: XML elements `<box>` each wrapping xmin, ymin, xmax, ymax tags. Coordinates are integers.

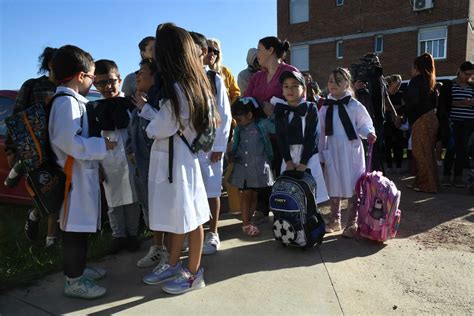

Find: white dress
<box><xmin>318</xmin><ymin>92</ymin><xmax>375</xmax><ymax>198</ymax></box>
<box><xmin>141</xmin><ymin>84</ymin><xmax>210</xmax><ymax>234</ymax></box>
<box><xmin>49</xmin><ymin>87</ymin><xmax>107</xmax><ymax>232</ymax></box>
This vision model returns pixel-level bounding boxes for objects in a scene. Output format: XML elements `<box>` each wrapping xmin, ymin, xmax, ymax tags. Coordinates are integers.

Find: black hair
<box><xmin>139</xmin><ymin>58</ymin><xmax>157</xmax><ymax>75</ymax></box>
<box><xmin>139</xmin><ymin>36</ymin><xmax>155</xmax><ymax>52</ymax></box>
<box><xmin>259</xmin><ymin>36</ymin><xmax>290</xmax><ymax>59</ymax></box>
<box><xmin>190</xmin><ymin>31</ymin><xmax>207</xmax><ymax>49</ymax></box>
<box><xmin>51</xmin><ymin>45</ymin><xmax>94</xmax><ymax>82</ymax></box>
<box><xmin>95</xmin><ymin>59</ymin><xmax>120</xmax><ymax>76</ymax></box>
<box><xmin>38</xmin><ymin>47</ymin><xmax>57</xmax><ymax>74</ymax></box>
<box><xmin>459</xmin><ymin>61</ymin><xmax>474</xmax><ymax>72</ymax></box>
<box><xmin>231</xmin><ymin>97</ymin><xmax>265</xmax><ymax>119</ymax></box>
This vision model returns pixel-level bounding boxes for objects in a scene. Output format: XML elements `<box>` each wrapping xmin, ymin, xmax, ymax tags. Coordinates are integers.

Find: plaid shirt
<box><xmin>5</xmin><ymin>76</ymin><xmax>56</xmax><ymax>155</ymax></box>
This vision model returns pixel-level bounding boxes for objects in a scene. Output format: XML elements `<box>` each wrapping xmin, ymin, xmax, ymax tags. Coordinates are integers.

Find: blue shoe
<box><xmin>143</xmin><ymin>262</ymin><xmax>182</xmax><ymax>285</ymax></box>
<box><xmin>162</xmin><ymin>267</ymin><xmax>205</xmax><ymax>295</ymax></box>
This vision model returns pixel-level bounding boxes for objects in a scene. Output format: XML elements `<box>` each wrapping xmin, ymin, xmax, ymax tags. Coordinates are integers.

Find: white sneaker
<box><xmin>137</xmin><ymin>245</ymin><xmax>168</xmax><ymax>268</ymax></box>
<box><xmin>83</xmin><ymin>266</ymin><xmax>107</xmax><ymax>280</ymax></box>
<box><xmin>202</xmin><ymin>232</ymin><xmax>220</xmax><ymax>255</ymax></box>
<box><xmin>64</xmin><ymin>276</ymin><xmax>106</xmax><ymax>299</ymax></box>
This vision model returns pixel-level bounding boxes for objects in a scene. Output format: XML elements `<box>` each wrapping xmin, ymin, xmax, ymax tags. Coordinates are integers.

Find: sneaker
<box><xmin>251</xmin><ymin>211</ymin><xmax>267</xmax><ymax>224</ymax></box>
<box><xmin>143</xmin><ymin>262</ymin><xmax>182</xmax><ymax>285</ymax></box>
<box><xmin>342</xmin><ymin>224</ymin><xmax>358</xmax><ymax>239</ymax></box>
<box><xmin>325</xmin><ymin>219</ymin><xmax>342</xmax><ymax>233</ymax></box>
<box><xmin>162</xmin><ymin>267</ymin><xmax>205</xmax><ymax>295</ymax></box>
<box><xmin>441</xmin><ymin>176</ymin><xmax>452</xmax><ymax>187</ymax></box>
<box><xmin>127</xmin><ymin>236</ymin><xmax>140</xmax><ymax>252</ymax></box>
<box><xmin>137</xmin><ymin>245</ymin><xmax>169</xmax><ymax>268</ymax></box>
<box><xmin>83</xmin><ymin>266</ymin><xmax>107</xmax><ymax>280</ymax></box>
<box><xmin>202</xmin><ymin>232</ymin><xmax>220</xmax><ymax>255</ymax></box>
<box><xmin>110</xmin><ymin>237</ymin><xmax>127</xmax><ymax>254</ymax></box>
<box><xmin>64</xmin><ymin>276</ymin><xmax>106</xmax><ymax>299</ymax></box>
<box><xmin>453</xmin><ymin>177</ymin><xmax>466</xmax><ymax>188</ymax></box>
<box><xmin>24</xmin><ymin>209</ymin><xmax>40</xmax><ymax>241</ymax></box>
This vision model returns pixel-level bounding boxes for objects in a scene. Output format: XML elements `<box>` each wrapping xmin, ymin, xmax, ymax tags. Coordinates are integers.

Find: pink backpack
<box><xmin>356</xmin><ymin>144</ymin><xmax>401</xmax><ymax>242</ymax></box>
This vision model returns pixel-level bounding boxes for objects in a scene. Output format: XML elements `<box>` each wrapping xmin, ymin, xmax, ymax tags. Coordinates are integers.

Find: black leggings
<box><xmin>62</xmin><ymin>231</ymin><xmax>89</xmax><ymax>278</ymax></box>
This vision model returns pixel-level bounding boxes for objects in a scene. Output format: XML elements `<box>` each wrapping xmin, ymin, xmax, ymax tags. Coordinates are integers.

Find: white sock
<box><xmin>45</xmin><ymin>236</ymin><xmax>56</xmax><ymax>247</ymax></box>
<box><xmin>66</xmin><ymin>275</ymin><xmax>82</xmax><ymax>283</ymax></box>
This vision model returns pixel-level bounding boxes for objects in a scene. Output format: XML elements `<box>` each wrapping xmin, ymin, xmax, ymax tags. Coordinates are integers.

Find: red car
<box><xmin>0</xmin><ymin>89</ymin><xmax>102</xmax><ymax>205</ymax></box>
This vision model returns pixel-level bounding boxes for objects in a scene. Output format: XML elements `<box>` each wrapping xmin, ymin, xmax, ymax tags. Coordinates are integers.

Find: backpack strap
<box><xmin>168</xmin><ymin>136</ymin><xmax>174</xmax><ymax>183</ymax></box>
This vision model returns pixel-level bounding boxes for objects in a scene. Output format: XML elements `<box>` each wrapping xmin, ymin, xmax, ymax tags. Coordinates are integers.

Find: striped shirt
<box><xmin>450</xmin><ymin>81</ymin><xmax>474</xmax><ymax>121</ymax></box>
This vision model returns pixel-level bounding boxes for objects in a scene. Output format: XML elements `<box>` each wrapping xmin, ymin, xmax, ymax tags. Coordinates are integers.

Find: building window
<box><xmin>375</xmin><ymin>35</ymin><xmax>383</xmax><ymax>53</ymax></box>
<box><xmin>289</xmin><ymin>0</ymin><xmax>309</xmax><ymax>24</ymax></box>
<box><xmin>336</xmin><ymin>0</ymin><xmax>344</xmax><ymax>6</ymax></box>
<box><xmin>418</xmin><ymin>27</ymin><xmax>447</xmax><ymax>59</ymax></box>
<box><xmin>291</xmin><ymin>45</ymin><xmax>309</xmax><ymax>71</ymax></box>
<box><xmin>336</xmin><ymin>41</ymin><xmax>343</xmax><ymax>59</ymax></box>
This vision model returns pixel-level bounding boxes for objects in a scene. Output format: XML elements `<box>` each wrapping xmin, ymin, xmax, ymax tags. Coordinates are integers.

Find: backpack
<box><xmin>270</xmin><ymin>169</ymin><xmax>326</xmax><ymax>249</ymax></box>
<box><xmin>5</xmin><ymin>93</ymin><xmax>78</xmax><ymax>217</ymax></box>
<box><xmin>356</xmin><ymin>143</ymin><xmax>401</xmax><ymax>242</ymax></box>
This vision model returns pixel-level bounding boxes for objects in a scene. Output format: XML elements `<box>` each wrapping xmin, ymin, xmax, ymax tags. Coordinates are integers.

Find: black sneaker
<box><xmin>110</xmin><ymin>237</ymin><xmax>127</xmax><ymax>254</ymax></box>
<box><xmin>24</xmin><ymin>209</ymin><xmax>40</xmax><ymax>241</ymax></box>
<box><xmin>127</xmin><ymin>236</ymin><xmax>140</xmax><ymax>252</ymax></box>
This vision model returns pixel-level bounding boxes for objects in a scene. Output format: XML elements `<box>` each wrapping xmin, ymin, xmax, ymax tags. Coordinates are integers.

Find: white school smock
<box><xmin>275</xmin><ymin>100</ymin><xmax>329</xmax><ymax>204</ymax></box>
<box><xmin>318</xmin><ymin>92</ymin><xmax>375</xmax><ymax>198</ymax></box>
<box><xmin>198</xmin><ymin>70</ymin><xmax>232</xmax><ymax>198</ymax></box>
<box><xmin>141</xmin><ymin>84</ymin><xmax>210</xmax><ymax>234</ymax></box>
<box><xmin>49</xmin><ymin>86</ymin><xmax>107</xmax><ymax>232</ymax></box>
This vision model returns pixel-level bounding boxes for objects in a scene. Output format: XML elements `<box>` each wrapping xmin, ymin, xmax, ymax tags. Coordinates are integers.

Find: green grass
<box><xmin>0</xmin><ymin>204</ymin><xmax>149</xmax><ymax>291</ymax></box>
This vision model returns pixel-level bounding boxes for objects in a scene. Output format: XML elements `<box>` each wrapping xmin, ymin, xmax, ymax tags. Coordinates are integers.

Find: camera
<box><xmin>350</xmin><ymin>53</ymin><xmax>383</xmax><ymax>85</ymax></box>
<box><xmin>4</xmin><ymin>161</ymin><xmax>26</xmax><ymax>188</ymax></box>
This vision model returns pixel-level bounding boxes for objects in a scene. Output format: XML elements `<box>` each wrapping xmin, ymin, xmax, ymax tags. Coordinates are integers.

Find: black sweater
<box><xmin>405</xmin><ymin>75</ymin><xmax>436</xmax><ymax>125</ymax></box>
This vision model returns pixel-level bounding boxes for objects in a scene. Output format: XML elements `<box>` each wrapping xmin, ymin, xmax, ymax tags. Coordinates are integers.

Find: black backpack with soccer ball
<box><xmin>270</xmin><ymin>169</ymin><xmax>326</xmax><ymax>249</ymax></box>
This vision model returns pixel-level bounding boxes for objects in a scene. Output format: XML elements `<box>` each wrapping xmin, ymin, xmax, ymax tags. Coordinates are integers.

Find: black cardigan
<box><xmin>275</xmin><ymin>102</ymin><xmax>318</xmax><ymax>165</ymax></box>
<box><xmin>405</xmin><ymin>75</ymin><xmax>437</xmax><ymax>125</ymax></box>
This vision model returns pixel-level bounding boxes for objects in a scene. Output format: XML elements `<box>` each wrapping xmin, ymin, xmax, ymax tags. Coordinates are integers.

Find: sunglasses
<box><xmin>94</xmin><ymin>78</ymin><xmax>119</xmax><ymax>88</ymax></box>
<box><xmin>207</xmin><ymin>47</ymin><xmax>220</xmax><ymax>55</ymax></box>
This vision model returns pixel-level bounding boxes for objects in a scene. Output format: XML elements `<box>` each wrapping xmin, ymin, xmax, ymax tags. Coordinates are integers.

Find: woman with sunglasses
<box><xmin>205</xmin><ymin>38</ymin><xmax>241</xmax><ymax>103</ymax></box>
<box><xmin>441</xmin><ymin>61</ymin><xmax>474</xmax><ymax>187</ymax></box>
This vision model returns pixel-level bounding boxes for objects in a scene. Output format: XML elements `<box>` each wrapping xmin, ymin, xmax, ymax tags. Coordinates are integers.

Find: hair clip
<box><xmin>240</xmin><ymin>97</ymin><xmax>259</xmax><ymax>109</ymax></box>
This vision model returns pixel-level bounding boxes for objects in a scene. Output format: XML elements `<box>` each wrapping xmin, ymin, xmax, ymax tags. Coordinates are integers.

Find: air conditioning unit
<box><xmin>413</xmin><ymin>0</ymin><xmax>434</xmax><ymax>11</ymax></box>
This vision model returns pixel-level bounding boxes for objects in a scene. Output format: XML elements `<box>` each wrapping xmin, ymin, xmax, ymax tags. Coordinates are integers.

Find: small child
<box><xmin>274</xmin><ymin>70</ymin><xmax>329</xmax><ymax>204</ymax></box>
<box><xmin>228</xmin><ymin>97</ymin><xmax>275</xmax><ymax>236</ymax></box>
<box><xmin>48</xmin><ymin>45</ymin><xmax>116</xmax><ymax>299</ymax></box>
<box><xmin>129</xmin><ymin>59</ymin><xmax>169</xmax><ymax>268</ymax></box>
<box><xmin>93</xmin><ymin>59</ymin><xmax>141</xmax><ymax>253</ymax></box>
<box><xmin>318</xmin><ymin>68</ymin><xmax>376</xmax><ymax>238</ymax></box>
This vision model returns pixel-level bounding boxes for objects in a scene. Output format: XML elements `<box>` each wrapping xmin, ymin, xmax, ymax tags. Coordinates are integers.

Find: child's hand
<box><xmin>104</xmin><ymin>137</ymin><xmax>117</xmax><ymax>150</ymax></box>
<box><xmin>286</xmin><ymin>161</ymin><xmax>296</xmax><ymax>170</ymax></box>
<box><xmin>132</xmin><ymin>91</ymin><xmax>147</xmax><ymax>110</ymax></box>
<box><xmin>296</xmin><ymin>164</ymin><xmax>307</xmax><ymax>172</ymax></box>
<box><xmin>210</xmin><ymin>152</ymin><xmax>223</xmax><ymax>163</ymax></box>
<box><xmin>367</xmin><ymin>133</ymin><xmax>377</xmax><ymax>144</ymax></box>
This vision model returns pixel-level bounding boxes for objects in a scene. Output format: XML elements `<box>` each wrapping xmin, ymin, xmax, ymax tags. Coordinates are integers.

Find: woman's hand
<box><xmin>131</xmin><ymin>91</ymin><xmax>147</xmax><ymax>110</ymax></box>
<box><xmin>296</xmin><ymin>164</ymin><xmax>307</xmax><ymax>171</ymax></box>
<box><xmin>367</xmin><ymin>133</ymin><xmax>377</xmax><ymax>144</ymax></box>
<box><xmin>286</xmin><ymin>161</ymin><xmax>296</xmax><ymax>170</ymax></box>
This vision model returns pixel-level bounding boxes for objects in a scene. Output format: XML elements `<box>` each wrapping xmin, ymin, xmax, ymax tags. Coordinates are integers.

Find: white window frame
<box><xmin>375</xmin><ymin>35</ymin><xmax>383</xmax><ymax>53</ymax></box>
<box><xmin>418</xmin><ymin>27</ymin><xmax>448</xmax><ymax>60</ymax></box>
<box><xmin>290</xmin><ymin>45</ymin><xmax>309</xmax><ymax>71</ymax></box>
<box><xmin>289</xmin><ymin>0</ymin><xmax>309</xmax><ymax>24</ymax></box>
<box><xmin>336</xmin><ymin>40</ymin><xmax>343</xmax><ymax>59</ymax></box>
<box><xmin>336</xmin><ymin>0</ymin><xmax>344</xmax><ymax>6</ymax></box>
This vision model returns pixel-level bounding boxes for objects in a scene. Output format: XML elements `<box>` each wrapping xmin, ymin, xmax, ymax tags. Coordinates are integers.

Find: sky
<box><xmin>0</xmin><ymin>0</ymin><xmax>277</xmax><ymax>90</ymax></box>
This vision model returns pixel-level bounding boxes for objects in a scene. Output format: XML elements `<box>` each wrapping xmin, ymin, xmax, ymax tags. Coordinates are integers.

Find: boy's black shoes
<box><xmin>127</xmin><ymin>236</ymin><xmax>140</xmax><ymax>252</ymax></box>
<box><xmin>110</xmin><ymin>237</ymin><xmax>127</xmax><ymax>254</ymax></box>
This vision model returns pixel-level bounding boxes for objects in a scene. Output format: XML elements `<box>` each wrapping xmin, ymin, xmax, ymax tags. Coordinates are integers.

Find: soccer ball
<box><xmin>273</xmin><ymin>219</ymin><xmax>296</xmax><ymax>245</ymax></box>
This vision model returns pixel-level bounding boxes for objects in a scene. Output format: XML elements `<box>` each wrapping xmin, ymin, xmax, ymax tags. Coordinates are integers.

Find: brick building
<box><xmin>277</xmin><ymin>0</ymin><xmax>474</xmax><ymax>87</ymax></box>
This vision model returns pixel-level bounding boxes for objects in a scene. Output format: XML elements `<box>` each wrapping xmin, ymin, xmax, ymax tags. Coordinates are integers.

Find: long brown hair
<box><xmin>154</xmin><ymin>23</ymin><xmax>217</xmax><ymax>133</ymax></box>
<box><xmin>414</xmin><ymin>53</ymin><xmax>436</xmax><ymax>91</ymax></box>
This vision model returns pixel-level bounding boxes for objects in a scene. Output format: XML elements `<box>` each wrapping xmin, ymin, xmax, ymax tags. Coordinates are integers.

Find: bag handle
<box><xmin>367</xmin><ymin>142</ymin><xmax>374</xmax><ymax>173</ymax></box>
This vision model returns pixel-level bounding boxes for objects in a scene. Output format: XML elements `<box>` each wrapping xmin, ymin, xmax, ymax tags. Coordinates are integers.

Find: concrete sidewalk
<box><xmin>1</xmin><ymin>212</ymin><xmax>473</xmax><ymax>315</ymax></box>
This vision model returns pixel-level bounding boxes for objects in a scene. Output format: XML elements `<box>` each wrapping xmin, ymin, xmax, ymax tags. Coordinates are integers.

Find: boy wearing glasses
<box><xmin>49</xmin><ymin>45</ymin><xmax>116</xmax><ymax>299</ymax></box>
<box><xmin>93</xmin><ymin>59</ymin><xmax>141</xmax><ymax>253</ymax></box>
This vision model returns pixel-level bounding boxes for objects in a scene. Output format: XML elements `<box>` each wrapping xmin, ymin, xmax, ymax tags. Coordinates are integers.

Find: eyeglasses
<box><xmin>94</xmin><ymin>78</ymin><xmax>119</xmax><ymax>88</ymax></box>
<box><xmin>207</xmin><ymin>47</ymin><xmax>219</xmax><ymax>55</ymax></box>
<box><xmin>83</xmin><ymin>73</ymin><xmax>96</xmax><ymax>81</ymax></box>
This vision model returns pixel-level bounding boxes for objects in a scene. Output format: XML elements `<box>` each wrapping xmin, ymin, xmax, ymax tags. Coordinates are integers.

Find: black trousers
<box><xmin>384</xmin><ymin>122</ymin><xmax>404</xmax><ymax>168</ymax></box>
<box><xmin>444</xmin><ymin>119</ymin><xmax>474</xmax><ymax>177</ymax></box>
<box><xmin>63</xmin><ymin>231</ymin><xmax>89</xmax><ymax>278</ymax></box>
